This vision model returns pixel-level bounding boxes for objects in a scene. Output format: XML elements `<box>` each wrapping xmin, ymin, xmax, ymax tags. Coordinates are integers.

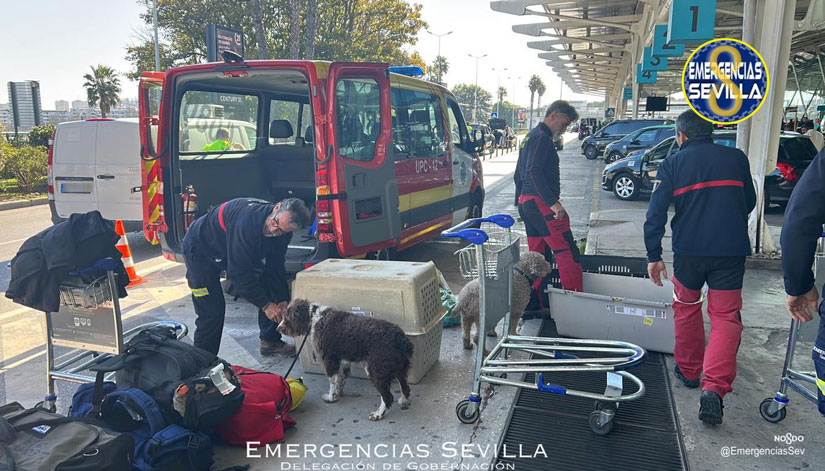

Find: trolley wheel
<box><xmin>594</xmin><ymin>400</ymin><xmax>618</xmax><ymax>412</ymax></box>
<box><xmin>588</xmin><ymin>410</ymin><xmax>614</xmax><ymax>435</ymax></box>
<box><xmin>759</xmin><ymin>398</ymin><xmax>787</xmax><ymax>423</ymax></box>
<box><xmin>456</xmin><ymin>400</ymin><xmax>480</xmax><ymax>424</ymax></box>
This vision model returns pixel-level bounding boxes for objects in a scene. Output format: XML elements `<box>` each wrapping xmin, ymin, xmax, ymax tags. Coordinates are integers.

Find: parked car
<box><xmin>48</xmin><ymin>118</ymin><xmax>143</xmax><ymax>230</ymax></box>
<box><xmin>138</xmin><ymin>61</ymin><xmax>485</xmax><ymax>273</ymax></box>
<box><xmin>603</xmin><ymin>125</ymin><xmax>674</xmax><ymax>163</ymax></box>
<box><xmin>601</xmin><ymin>131</ymin><xmax>818</xmax><ymax>202</ymax></box>
<box><xmin>582</xmin><ymin>118</ymin><xmax>673</xmax><ymax>160</ymax></box>
<box><xmin>468</xmin><ymin>123</ymin><xmax>495</xmax><ymax>156</ymax></box>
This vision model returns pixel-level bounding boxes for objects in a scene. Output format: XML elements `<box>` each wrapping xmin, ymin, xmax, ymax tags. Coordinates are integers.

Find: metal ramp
<box><xmin>494</xmin><ymin>319</ymin><xmax>688</xmax><ymax>471</ymax></box>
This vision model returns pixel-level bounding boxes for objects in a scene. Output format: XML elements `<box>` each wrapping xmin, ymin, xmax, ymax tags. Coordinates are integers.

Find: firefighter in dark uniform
<box><xmin>780</xmin><ymin>147</ymin><xmax>825</xmax><ymax>420</ymax></box>
<box><xmin>515</xmin><ymin>100</ymin><xmax>583</xmax><ymax>292</ymax></box>
<box><xmin>182</xmin><ymin>197</ymin><xmax>312</xmax><ymax>357</ymax></box>
<box><xmin>645</xmin><ymin>110</ymin><xmax>756</xmax><ymax>425</ymax></box>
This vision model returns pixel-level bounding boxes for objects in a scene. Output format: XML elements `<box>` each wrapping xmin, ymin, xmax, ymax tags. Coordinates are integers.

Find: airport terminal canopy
<box><xmin>492</xmin><ymin>0</ymin><xmax>825</xmax><ymax>102</ymax></box>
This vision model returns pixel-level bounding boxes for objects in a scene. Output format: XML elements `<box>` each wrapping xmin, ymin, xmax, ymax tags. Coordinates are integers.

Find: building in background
<box><xmin>71</xmin><ymin>100</ymin><xmax>89</xmax><ymax>111</ymax></box>
<box><xmin>7</xmin><ymin>80</ymin><xmax>42</xmax><ymax>133</ymax></box>
<box><xmin>55</xmin><ymin>100</ymin><xmax>69</xmax><ymax>111</ymax></box>
<box><xmin>0</xmin><ymin>103</ymin><xmax>12</xmax><ymax>131</ymax></box>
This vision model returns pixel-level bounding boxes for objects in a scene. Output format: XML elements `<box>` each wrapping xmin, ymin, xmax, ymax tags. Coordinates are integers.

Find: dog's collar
<box><xmin>513</xmin><ymin>267</ymin><xmax>535</xmax><ymax>284</ymax></box>
<box><xmin>309</xmin><ymin>303</ymin><xmax>322</xmax><ymax>317</ymax></box>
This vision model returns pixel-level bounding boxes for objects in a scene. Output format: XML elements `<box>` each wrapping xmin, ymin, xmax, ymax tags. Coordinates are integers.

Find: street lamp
<box><xmin>508</xmin><ymin>75</ymin><xmax>522</xmax><ymax>129</ymax></box>
<box><xmin>492</xmin><ymin>67</ymin><xmax>508</xmax><ymax>118</ymax></box>
<box><xmin>426</xmin><ymin>29</ymin><xmax>453</xmax><ymax>84</ymax></box>
<box><xmin>468</xmin><ymin>53</ymin><xmax>487</xmax><ymax>122</ymax></box>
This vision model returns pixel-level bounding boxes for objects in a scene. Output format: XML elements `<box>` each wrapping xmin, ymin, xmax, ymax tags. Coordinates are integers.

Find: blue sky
<box><xmin>1</xmin><ymin>0</ymin><xmax>592</xmax><ymax>110</ymax></box>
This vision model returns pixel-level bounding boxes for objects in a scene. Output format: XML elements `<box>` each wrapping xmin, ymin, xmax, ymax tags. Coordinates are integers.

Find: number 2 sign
<box><xmin>667</xmin><ymin>0</ymin><xmax>717</xmax><ymax>45</ymax></box>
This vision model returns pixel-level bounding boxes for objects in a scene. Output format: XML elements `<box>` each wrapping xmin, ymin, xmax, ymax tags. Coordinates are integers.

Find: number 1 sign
<box><xmin>667</xmin><ymin>0</ymin><xmax>717</xmax><ymax>45</ymax></box>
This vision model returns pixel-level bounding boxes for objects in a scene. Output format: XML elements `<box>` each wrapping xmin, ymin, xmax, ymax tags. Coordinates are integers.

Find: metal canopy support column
<box><xmin>747</xmin><ymin>0</ymin><xmax>797</xmax><ymax>254</ymax></box>
<box><xmin>736</xmin><ymin>0</ymin><xmax>757</xmax><ymax>154</ymax></box>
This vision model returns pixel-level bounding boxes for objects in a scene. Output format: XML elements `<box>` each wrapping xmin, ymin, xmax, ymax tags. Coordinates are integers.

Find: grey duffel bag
<box><xmin>0</xmin><ymin>402</ymin><xmax>134</xmax><ymax>471</ymax></box>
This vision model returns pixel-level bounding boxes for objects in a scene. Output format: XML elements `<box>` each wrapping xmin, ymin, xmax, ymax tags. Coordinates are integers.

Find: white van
<box><xmin>48</xmin><ymin>119</ymin><xmax>143</xmax><ymax>230</ymax></box>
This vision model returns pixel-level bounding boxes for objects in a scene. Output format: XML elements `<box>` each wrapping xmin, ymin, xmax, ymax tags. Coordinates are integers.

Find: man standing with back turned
<box><xmin>515</xmin><ymin>100</ymin><xmax>583</xmax><ymax>292</ymax></box>
<box><xmin>645</xmin><ymin>110</ymin><xmax>756</xmax><ymax>425</ymax></box>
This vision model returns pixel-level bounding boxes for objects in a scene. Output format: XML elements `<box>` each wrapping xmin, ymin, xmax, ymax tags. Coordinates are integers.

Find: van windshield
<box><xmin>179</xmin><ymin>91</ymin><xmax>259</xmax><ymax>153</ymax></box>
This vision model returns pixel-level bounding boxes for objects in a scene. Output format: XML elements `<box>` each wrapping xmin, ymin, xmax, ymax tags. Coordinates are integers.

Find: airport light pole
<box><xmin>468</xmin><ymin>53</ymin><xmax>487</xmax><ymax>122</ymax></box>
<box><xmin>426</xmin><ymin>30</ymin><xmax>453</xmax><ymax>83</ymax></box>
<box><xmin>153</xmin><ymin>0</ymin><xmax>160</xmax><ymax>71</ymax></box>
<box><xmin>509</xmin><ymin>75</ymin><xmax>522</xmax><ymax>128</ymax></box>
<box><xmin>492</xmin><ymin>67</ymin><xmax>508</xmax><ymax>118</ymax></box>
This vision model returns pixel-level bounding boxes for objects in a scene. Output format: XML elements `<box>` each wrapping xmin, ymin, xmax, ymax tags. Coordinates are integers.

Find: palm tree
<box><xmin>83</xmin><ymin>65</ymin><xmax>121</xmax><ymax>118</ymax></box>
<box><xmin>433</xmin><ymin>55</ymin><xmax>449</xmax><ymax>83</ymax></box>
<box><xmin>289</xmin><ymin>0</ymin><xmax>302</xmax><ymax>59</ymax></box>
<box><xmin>497</xmin><ymin>86</ymin><xmax>507</xmax><ymax>107</ymax></box>
<box><xmin>528</xmin><ymin>75</ymin><xmax>543</xmax><ymax>129</ymax></box>
<box><xmin>537</xmin><ymin>82</ymin><xmax>547</xmax><ymax>118</ymax></box>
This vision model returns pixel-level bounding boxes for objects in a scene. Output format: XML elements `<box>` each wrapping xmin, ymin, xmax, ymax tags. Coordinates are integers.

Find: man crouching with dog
<box><xmin>182</xmin><ymin>197</ymin><xmax>312</xmax><ymax>357</ymax></box>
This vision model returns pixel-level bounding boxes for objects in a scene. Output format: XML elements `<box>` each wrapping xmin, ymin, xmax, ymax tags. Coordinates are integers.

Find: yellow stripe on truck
<box><xmin>400</xmin><ymin>220</ymin><xmax>452</xmax><ymax>245</ymax></box>
<box><xmin>398</xmin><ymin>184</ymin><xmax>453</xmax><ymax>212</ymax></box>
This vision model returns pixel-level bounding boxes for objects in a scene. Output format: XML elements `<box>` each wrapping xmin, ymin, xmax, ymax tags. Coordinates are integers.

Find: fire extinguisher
<box><xmin>183</xmin><ymin>185</ymin><xmax>198</xmax><ymax>231</ymax></box>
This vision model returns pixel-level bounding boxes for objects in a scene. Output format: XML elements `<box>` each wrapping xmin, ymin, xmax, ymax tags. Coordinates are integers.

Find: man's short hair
<box><xmin>545</xmin><ymin>100</ymin><xmax>579</xmax><ymax>121</ymax></box>
<box><xmin>278</xmin><ymin>197</ymin><xmax>312</xmax><ymax>229</ymax></box>
<box><xmin>216</xmin><ymin>128</ymin><xmax>230</xmax><ymax>140</ymax></box>
<box><xmin>675</xmin><ymin>110</ymin><xmax>713</xmax><ymax>139</ymax></box>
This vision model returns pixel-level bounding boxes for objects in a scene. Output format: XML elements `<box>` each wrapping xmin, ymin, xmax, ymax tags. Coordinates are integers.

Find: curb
<box><xmin>0</xmin><ymin>197</ymin><xmax>48</xmax><ymax>212</ymax></box>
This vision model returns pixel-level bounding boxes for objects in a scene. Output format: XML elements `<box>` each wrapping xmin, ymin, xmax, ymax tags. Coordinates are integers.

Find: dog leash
<box><xmin>513</xmin><ymin>266</ymin><xmax>535</xmax><ymax>284</ymax></box>
<box><xmin>284</xmin><ymin>332</ymin><xmax>311</xmax><ymax>378</ymax></box>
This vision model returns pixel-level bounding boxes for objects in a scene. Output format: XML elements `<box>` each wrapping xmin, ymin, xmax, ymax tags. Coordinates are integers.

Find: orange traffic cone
<box><xmin>115</xmin><ymin>220</ymin><xmax>145</xmax><ymax>287</ymax></box>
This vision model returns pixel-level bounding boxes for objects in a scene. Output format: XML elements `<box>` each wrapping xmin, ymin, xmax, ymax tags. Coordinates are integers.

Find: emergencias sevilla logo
<box><xmin>682</xmin><ymin>38</ymin><xmax>769</xmax><ymax>124</ymax></box>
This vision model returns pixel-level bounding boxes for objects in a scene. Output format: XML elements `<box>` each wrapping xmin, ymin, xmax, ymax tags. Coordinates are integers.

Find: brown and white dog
<box><xmin>278</xmin><ymin>299</ymin><xmax>414</xmax><ymax>421</ymax></box>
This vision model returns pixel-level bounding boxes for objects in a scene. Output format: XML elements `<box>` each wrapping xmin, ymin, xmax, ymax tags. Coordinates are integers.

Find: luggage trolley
<box><xmin>442</xmin><ymin>214</ymin><xmax>647</xmax><ymax>435</ymax></box>
<box><xmin>43</xmin><ymin>257</ymin><xmax>187</xmax><ymax>411</ymax></box>
<box><xmin>758</xmin><ymin>230</ymin><xmax>825</xmax><ymax>423</ymax></box>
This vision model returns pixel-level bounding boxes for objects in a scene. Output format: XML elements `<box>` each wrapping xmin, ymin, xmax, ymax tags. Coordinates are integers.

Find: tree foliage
<box><xmin>83</xmin><ymin>65</ymin><xmax>122</xmax><ymax>118</ymax></box>
<box><xmin>528</xmin><ymin>75</ymin><xmax>544</xmax><ymax>128</ymax></box>
<box><xmin>452</xmin><ymin>84</ymin><xmax>492</xmax><ymax>124</ymax></box>
<box><xmin>28</xmin><ymin>124</ymin><xmax>55</xmax><ymax>148</ymax></box>
<box><xmin>4</xmin><ymin>146</ymin><xmax>48</xmax><ymax>193</ymax></box>
<box><xmin>427</xmin><ymin>55</ymin><xmax>449</xmax><ymax>83</ymax></box>
<box><xmin>126</xmin><ymin>0</ymin><xmax>427</xmax><ymax>78</ymax></box>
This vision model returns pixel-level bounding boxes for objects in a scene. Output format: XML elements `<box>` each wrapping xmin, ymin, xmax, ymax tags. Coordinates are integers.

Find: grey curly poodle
<box><xmin>454</xmin><ymin>251</ymin><xmax>553</xmax><ymax>350</ymax></box>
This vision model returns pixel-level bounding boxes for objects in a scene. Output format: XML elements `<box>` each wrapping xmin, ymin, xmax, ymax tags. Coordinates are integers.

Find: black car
<box><xmin>582</xmin><ymin>118</ymin><xmax>674</xmax><ymax>160</ymax></box>
<box><xmin>601</xmin><ymin>131</ymin><xmax>819</xmax><ymax>202</ymax></box>
<box><xmin>603</xmin><ymin>125</ymin><xmax>674</xmax><ymax>163</ymax></box>
<box><xmin>469</xmin><ymin>123</ymin><xmax>495</xmax><ymax>157</ymax></box>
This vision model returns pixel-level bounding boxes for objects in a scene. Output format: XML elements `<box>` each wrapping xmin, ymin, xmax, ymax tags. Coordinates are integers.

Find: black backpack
<box><xmin>90</xmin><ymin>325</ymin><xmax>244</xmax><ymax>432</ymax></box>
<box><xmin>0</xmin><ymin>402</ymin><xmax>134</xmax><ymax>471</ymax></box>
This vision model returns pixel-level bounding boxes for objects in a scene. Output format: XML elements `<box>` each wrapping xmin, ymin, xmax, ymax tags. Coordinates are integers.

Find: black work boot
<box><xmin>698</xmin><ymin>390</ymin><xmax>724</xmax><ymax>425</ymax></box>
<box><xmin>260</xmin><ymin>339</ymin><xmax>297</xmax><ymax>358</ymax></box>
<box><xmin>674</xmin><ymin>365</ymin><xmax>700</xmax><ymax>389</ymax></box>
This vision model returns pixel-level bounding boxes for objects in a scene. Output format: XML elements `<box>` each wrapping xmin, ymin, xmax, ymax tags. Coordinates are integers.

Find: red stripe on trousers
<box><xmin>672</xmin><ymin>179</ymin><xmax>744</xmax><ymax>196</ymax></box>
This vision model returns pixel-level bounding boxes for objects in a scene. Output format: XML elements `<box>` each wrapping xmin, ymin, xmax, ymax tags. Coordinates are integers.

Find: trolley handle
<box><xmin>441</xmin><ymin>214</ymin><xmax>515</xmax><ymax>245</ymax></box>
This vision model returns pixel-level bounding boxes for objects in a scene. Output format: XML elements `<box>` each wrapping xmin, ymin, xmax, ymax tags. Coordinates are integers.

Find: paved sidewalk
<box><xmin>583</xmin><ymin>151</ymin><xmax>822</xmax><ymax>471</ymax></box>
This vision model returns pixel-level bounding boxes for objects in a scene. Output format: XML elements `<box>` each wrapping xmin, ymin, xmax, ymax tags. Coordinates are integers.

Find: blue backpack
<box><xmin>71</xmin><ymin>382</ymin><xmax>214</xmax><ymax>471</ymax></box>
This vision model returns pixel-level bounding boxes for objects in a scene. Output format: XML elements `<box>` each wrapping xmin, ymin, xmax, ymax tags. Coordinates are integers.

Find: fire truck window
<box><xmin>179</xmin><ymin>91</ymin><xmax>259</xmax><ymax>153</ymax></box>
<box><xmin>446</xmin><ymin>98</ymin><xmax>469</xmax><ymax>147</ymax></box>
<box><xmin>269</xmin><ymin>99</ymin><xmax>301</xmax><ymax>145</ymax></box>
<box><xmin>335</xmin><ymin>78</ymin><xmax>381</xmax><ymax>162</ymax></box>
<box><xmin>391</xmin><ymin>89</ymin><xmax>446</xmax><ymax>159</ymax></box>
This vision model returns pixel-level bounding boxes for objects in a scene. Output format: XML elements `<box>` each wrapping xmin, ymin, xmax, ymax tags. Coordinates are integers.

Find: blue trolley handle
<box><xmin>441</xmin><ymin>214</ymin><xmax>515</xmax><ymax>245</ymax></box>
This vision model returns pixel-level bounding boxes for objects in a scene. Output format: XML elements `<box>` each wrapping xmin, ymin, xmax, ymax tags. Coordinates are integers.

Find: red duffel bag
<box><xmin>216</xmin><ymin>366</ymin><xmax>297</xmax><ymax>445</ymax></box>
